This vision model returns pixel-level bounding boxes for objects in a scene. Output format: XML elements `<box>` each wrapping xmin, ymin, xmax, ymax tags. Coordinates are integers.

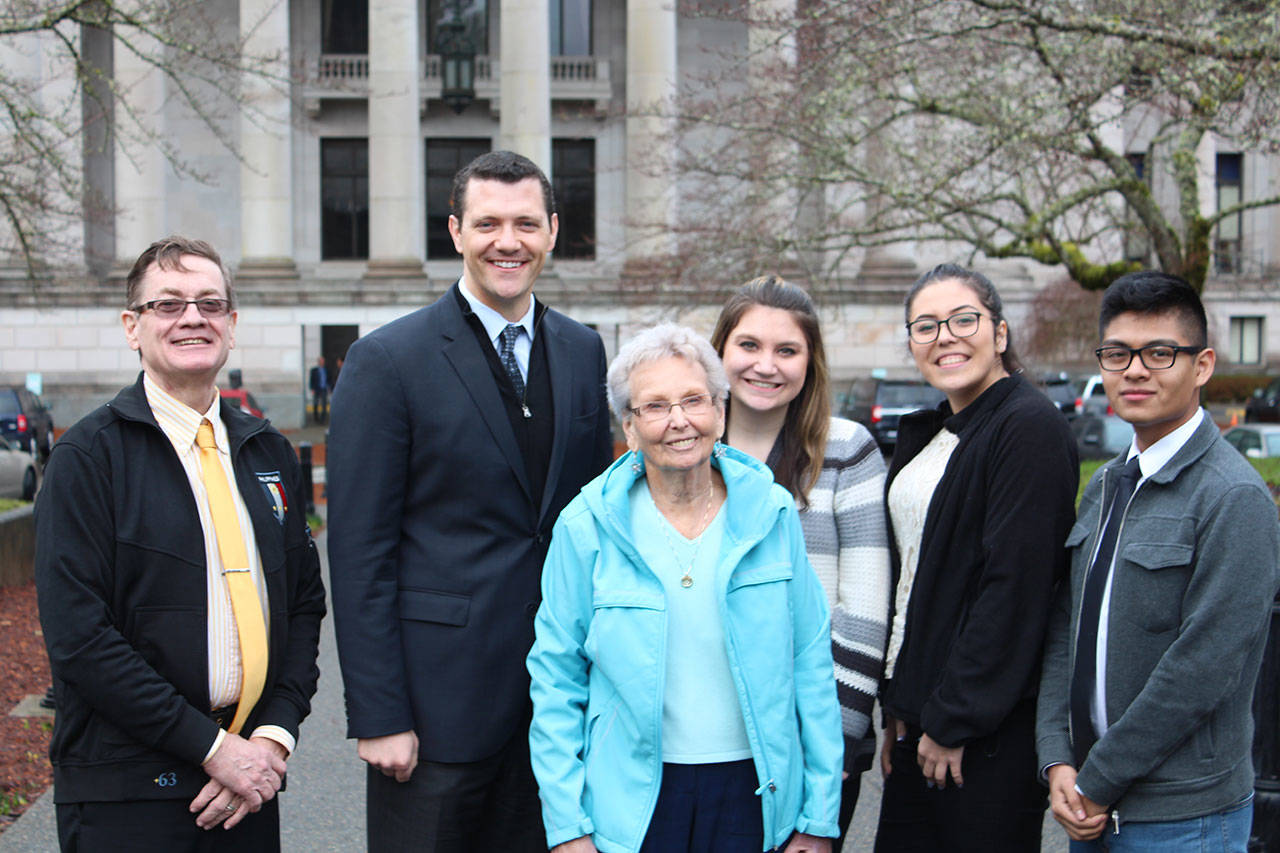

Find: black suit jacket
<box><xmin>327</xmin><ymin>283</ymin><xmax>613</xmax><ymax>761</ymax></box>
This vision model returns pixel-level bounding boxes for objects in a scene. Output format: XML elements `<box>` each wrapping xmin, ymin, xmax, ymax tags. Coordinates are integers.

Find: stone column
<box><xmin>237</xmin><ymin>0</ymin><xmax>297</xmax><ymax>281</ymax></box>
<box><xmin>112</xmin><ymin>9</ymin><xmax>166</xmax><ymax>267</ymax></box>
<box><xmin>498</xmin><ymin>0</ymin><xmax>551</xmax><ymax>173</ymax></box>
<box><xmin>624</xmin><ymin>0</ymin><xmax>677</xmax><ymax>262</ymax></box>
<box><xmin>366</xmin><ymin>0</ymin><xmax>426</xmax><ymax>279</ymax></box>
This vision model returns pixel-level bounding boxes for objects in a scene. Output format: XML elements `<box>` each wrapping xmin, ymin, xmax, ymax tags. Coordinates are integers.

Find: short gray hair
<box><xmin>606</xmin><ymin>323</ymin><xmax>729</xmax><ymax>419</ymax></box>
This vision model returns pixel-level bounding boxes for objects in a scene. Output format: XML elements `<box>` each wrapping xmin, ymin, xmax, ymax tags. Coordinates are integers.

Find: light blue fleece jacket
<box><xmin>527</xmin><ymin>446</ymin><xmax>843</xmax><ymax>853</ymax></box>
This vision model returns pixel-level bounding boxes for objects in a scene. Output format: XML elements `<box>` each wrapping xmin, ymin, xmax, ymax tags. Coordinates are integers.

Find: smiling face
<box><xmin>121</xmin><ymin>254</ymin><xmax>236</xmax><ymax>405</ymax></box>
<box><xmin>721</xmin><ymin>305</ymin><xmax>810</xmax><ymax>417</ymax></box>
<box><xmin>448</xmin><ymin>177</ymin><xmax>558</xmax><ymax>321</ymax></box>
<box><xmin>622</xmin><ymin>356</ymin><xmax>726</xmax><ymax>475</ymax></box>
<box><xmin>1100</xmin><ymin>310</ymin><xmax>1214</xmax><ymax>450</ymax></box>
<box><xmin>907</xmin><ymin>277</ymin><xmax>1008</xmax><ymax>412</ymax></box>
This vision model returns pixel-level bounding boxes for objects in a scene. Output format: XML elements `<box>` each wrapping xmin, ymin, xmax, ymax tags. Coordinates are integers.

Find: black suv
<box><xmin>842</xmin><ymin>378</ymin><xmax>945</xmax><ymax>453</ymax></box>
<box><xmin>1246</xmin><ymin>379</ymin><xmax>1280</xmax><ymax>423</ymax></box>
<box><xmin>0</xmin><ymin>386</ymin><xmax>55</xmax><ymax>465</ymax></box>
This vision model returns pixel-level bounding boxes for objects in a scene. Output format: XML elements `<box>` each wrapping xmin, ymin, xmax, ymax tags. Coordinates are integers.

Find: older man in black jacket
<box><xmin>35</xmin><ymin>236</ymin><xmax>326</xmax><ymax>852</ymax></box>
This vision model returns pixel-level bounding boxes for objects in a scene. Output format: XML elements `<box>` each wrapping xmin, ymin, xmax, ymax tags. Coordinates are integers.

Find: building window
<box><xmin>551</xmin><ymin>0</ymin><xmax>592</xmax><ymax>55</ymax></box>
<box><xmin>322</xmin><ymin>0</ymin><xmax>368</xmax><ymax>53</ymax></box>
<box><xmin>1216</xmin><ymin>152</ymin><xmax>1243</xmax><ymax>274</ymax></box>
<box><xmin>425</xmin><ymin>138</ymin><xmax>491</xmax><ymax>259</ymax></box>
<box><xmin>1229</xmin><ymin>316</ymin><xmax>1263</xmax><ymax>365</ymax></box>
<box><xmin>428</xmin><ymin>0</ymin><xmax>488</xmax><ymax>55</ymax></box>
<box><xmin>1123</xmin><ymin>152</ymin><xmax>1150</xmax><ymax>264</ymax></box>
<box><xmin>321</xmin><ymin>139</ymin><xmax>369</xmax><ymax>260</ymax></box>
<box><xmin>553</xmin><ymin>139</ymin><xmax>595</xmax><ymax>260</ymax></box>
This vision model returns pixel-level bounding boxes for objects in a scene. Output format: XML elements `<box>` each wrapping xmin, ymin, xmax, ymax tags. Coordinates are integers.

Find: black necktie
<box><xmin>498</xmin><ymin>324</ymin><xmax>525</xmax><ymax>398</ymax></box>
<box><xmin>1070</xmin><ymin>455</ymin><xmax>1142</xmax><ymax>768</ymax></box>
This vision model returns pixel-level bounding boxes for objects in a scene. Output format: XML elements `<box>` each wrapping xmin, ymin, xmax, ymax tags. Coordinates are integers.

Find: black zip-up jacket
<box><xmin>35</xmin><ymin>375</ymin><xmax>326</xmax><ymax>802</ymax></box>
<box><xmin>881</xmin><ymin>374</ymin><xmax>1077</xmax><ymax>746</ymax></box>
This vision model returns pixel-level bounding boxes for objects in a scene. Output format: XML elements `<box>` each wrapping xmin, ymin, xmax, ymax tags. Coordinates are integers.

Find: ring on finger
<box><xmin>225</xmin><ymin>802</ymin><xmax>238</xmax><ymax>813</ymax></box>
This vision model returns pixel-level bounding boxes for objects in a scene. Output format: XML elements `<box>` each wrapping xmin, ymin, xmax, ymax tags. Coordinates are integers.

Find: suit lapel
<box><xmin>439</xmin><ymin>287</ymin><xmax>533</xmax><ymax>502</ymax></box>
<box><xmin>538</xmin><ymin>312</ymin><xmax>573</xmax><ymax>524</ymax></box>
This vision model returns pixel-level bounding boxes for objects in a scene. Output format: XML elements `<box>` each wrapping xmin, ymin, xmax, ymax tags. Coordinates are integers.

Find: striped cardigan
<box><xmin>795</xmin><ymin>417</ymin><xmax>891</xmax><ymax>741</ymax></box>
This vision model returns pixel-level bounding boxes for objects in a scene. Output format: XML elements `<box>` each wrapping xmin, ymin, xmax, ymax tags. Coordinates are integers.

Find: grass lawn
<box><xmin>1077</xmin><ymin>457</ymin><xmax>1280</xmax><ymax>507</ymax></box>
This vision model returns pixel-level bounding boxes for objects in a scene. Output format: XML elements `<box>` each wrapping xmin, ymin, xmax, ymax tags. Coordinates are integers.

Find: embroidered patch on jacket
<box><xmin>256</xmin><ymin>471</ymin><xmax>288</xmax><ymax>524</ymax></box>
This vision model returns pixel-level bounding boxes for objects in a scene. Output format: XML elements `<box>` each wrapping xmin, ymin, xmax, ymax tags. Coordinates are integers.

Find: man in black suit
<box><xmin>308</xmin><ymin>356</ymin><xmax>329</xmax><ymax>424</ymax></box>
<box><xmin>327</xmin><ymin>151</ymin><xmax>614</xmax><ymax>852</ymax></box>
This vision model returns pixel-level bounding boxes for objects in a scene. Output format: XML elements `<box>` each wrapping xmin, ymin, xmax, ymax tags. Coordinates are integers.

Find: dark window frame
<box><xmin>320</xmin><ymin>138</ymin><xmax>370</xmax><ymax>261</ymax></box>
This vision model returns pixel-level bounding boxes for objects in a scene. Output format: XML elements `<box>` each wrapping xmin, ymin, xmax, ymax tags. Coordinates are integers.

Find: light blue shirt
<box><xmin>458</xmin><ymin>277</ymin><xmax>534</xmax><ymax>382</ymax></box>
<box><xmin>630</xmin><ymin>479</ymin><xmax>752</xmax><ymax>763</ymax></box>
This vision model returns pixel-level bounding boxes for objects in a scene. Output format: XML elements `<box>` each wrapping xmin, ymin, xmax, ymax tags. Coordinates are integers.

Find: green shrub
<box><xmin>1202</xmin><ymin>374</ymin><xmax>1270</xmax><ymax>404</ymax></box>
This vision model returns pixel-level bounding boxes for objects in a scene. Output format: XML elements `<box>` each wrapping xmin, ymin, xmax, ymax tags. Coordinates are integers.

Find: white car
<box><xmin>0</xmin><ymin>434</ymin><xmax>38</xmax><ymax>500</ymax></box>
<box><xmin>1076</xmin><ymin>374</ymin><xmax>1110</xmax><ymax>417</ymax></box>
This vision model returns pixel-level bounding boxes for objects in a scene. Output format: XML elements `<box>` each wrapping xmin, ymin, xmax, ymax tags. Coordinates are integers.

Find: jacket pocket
<box><xmin>727</xmin><ymin>561</ymin><xmax>793</xmax><ymax>592</ymax></box>
<box><xmin>397</xmin><ymin>588</ymin><xmax>470</xmax><ymax>626</ymax></box>
<box><xmin>1118</xmin><ymin>542</ymin><xmax>1193</xmax><ymax>634</ymax></box>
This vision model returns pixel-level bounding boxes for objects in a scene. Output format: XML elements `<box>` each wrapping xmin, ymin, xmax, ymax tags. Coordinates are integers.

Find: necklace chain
<box><xmin>657</xmin><ymin>485</ymin><xmax>715</xmax><ymax>589</ymax></box>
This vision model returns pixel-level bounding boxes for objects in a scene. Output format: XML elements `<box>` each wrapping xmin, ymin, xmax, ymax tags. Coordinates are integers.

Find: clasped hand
<box><xmin>190</xmin><ymin>734</ymin><xmax>288</xmax><ymax>830</ymax></box>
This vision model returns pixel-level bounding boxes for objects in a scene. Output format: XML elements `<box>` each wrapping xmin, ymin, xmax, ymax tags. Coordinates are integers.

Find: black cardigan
<box><xmin>881</xmin><ymin>374</ymin><xmax>1077</xmax><ymax>747</ymax></box>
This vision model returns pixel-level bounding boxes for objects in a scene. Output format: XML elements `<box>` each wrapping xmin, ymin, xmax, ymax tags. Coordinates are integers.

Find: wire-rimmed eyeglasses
<box><xmin>628</xmin><ymin>394</ymin><xmax>714</xmax><ymax>422</ymax></box>
<box><xmin>1094</xmin><ymin>344</ymin><xmax>1204</xmax><ymax>372</ymax></box>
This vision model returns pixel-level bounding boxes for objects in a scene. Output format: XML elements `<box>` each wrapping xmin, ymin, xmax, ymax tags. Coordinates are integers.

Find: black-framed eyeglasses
<box><xmin>629</xmin><ymin>394</ymin><xmax>714</xmax><ymax>422</ymax></box>
<box><xmin>905</xmin><ymin>311</ymin><xmax>985</xmax><ymax>344</ymax></box>
<box><xmin>1094</xmin><ymin>344</ymin><xmax>1204</xmax><ymax>372</ymax></box>
<box><xmin>129</xmin><ymin>298</ymin><xmax>232</xmax><ymax>318</ymax></box>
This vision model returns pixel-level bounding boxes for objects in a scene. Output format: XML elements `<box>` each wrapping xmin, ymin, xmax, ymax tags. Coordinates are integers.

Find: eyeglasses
<box><xmin>1095</xmin><ymin>344</ymin><xmax>1204</xmax><ymax>372</ymax></box>
<box><xmin>629</xmin><ymin>394</ymin><xmax>714</xmax><ymax>422</ymax></box>
<box><xmin>129</xmin><ymin>298</ymin><xmax>232</xmax><ymax>318</ymax></box>
<box><xmin>905</xmin><ymin>311</ymin><xmax>984</xmax><ymax>344</ymax></box>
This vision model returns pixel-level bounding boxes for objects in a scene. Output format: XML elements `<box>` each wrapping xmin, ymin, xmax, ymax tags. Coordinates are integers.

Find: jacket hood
<box><xmin>580</xmin><ymin>443</ymin><xmax>793</xmax><ymax>558</ymax></box>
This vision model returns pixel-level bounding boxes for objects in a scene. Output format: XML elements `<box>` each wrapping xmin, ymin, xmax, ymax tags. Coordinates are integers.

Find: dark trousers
<box><xmin>311</xmin><ymin>389</ymin><xmax>328</xmax><ymax>424</ymax></box>
<box><xmin>874</xmin><ymin>701</ymin><xmax>1046</xmax><ymax>853</ymax></box>
<box><xmin>366</xmin><ymin>724</ymin><xmax>544</xmax><ymax>853</ymax></box>
<box><xmin>56</xmin><ymin>797</ymin><xmax>280</xmax><ymax>853</ymax></box>
<box><xmin>639</xmin><ymin>760</ymin><xmax>765</xmax><ymax>853</ymax></box>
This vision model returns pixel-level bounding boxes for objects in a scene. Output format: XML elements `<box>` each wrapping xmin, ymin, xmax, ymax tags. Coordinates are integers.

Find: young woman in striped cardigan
<box><xmin>712</xmin><ymin>276</ymin><xmax>892</xmax><ymax>848</ymax></box>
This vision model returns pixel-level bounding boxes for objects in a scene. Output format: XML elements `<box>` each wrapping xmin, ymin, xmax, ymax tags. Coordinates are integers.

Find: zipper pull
<box><xmin>522</xmin><ymin>404</ymin><xmax>532</xmax><ymax>419</ymax></box>
<box><xmin>1112</xmin><ymin>810</ymin><xmax>1121</xmax><ymax>835</ymax></box>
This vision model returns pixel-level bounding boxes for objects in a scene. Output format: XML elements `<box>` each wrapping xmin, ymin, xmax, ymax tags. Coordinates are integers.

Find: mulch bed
<box><xmin>0</xmin><ymin>581</ymin><xmax>52</xmax><ymax>832</ymax></box>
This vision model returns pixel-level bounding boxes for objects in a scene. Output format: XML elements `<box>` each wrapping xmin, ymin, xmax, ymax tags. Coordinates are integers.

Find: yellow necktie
<box><xmin>196</xmin><ymin>419</ymin><xmax>267</xmax><ymax>734</ymax></box>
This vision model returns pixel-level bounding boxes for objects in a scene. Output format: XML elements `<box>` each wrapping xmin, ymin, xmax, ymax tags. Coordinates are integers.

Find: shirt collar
<box><xmin>1126</xmin><ymin>406</ymin><xmax>1205</xmax><ymax>480</ymax></box>
<box><xmin>143</xmin><ymin>373</ymin><xmax>228</xmax><ymax>455</ymax></box>
<box><xmin>458</xmin><ymin>275</ymin><xmax>536</xmax><ymax>344</ymax></box>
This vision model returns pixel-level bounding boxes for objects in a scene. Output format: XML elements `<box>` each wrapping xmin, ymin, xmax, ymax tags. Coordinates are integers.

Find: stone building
<box><xmin>1</xmin><ymin>0</ymin><xmax>1278</xmax><ymax>428</ymax></box>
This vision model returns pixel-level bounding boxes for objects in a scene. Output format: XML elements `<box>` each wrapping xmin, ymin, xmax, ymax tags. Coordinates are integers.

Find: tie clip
<box><xmin>222</xmin><ymin>568</ymin><xmax>251</xmax><ymax>574</ymax></box>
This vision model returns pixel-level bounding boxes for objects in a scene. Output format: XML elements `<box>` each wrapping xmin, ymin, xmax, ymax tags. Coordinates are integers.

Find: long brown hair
<box><xmin>711</xmin><ymin>275</ymin><xmax>830</xmax><ymax>508</ymax></box>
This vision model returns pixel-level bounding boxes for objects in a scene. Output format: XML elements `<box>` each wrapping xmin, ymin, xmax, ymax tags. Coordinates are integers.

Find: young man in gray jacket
<box><xmin>1037</xmin><ymin>270</ymin><xmax>1280</xmax><ymax>851</ymax></box>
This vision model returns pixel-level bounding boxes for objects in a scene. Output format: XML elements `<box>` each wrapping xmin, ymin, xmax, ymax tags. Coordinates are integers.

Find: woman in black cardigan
<box><xmin>873</xmin><ymin>264</ymin><xmax>1078</xmax><ymax>852</ymax></box>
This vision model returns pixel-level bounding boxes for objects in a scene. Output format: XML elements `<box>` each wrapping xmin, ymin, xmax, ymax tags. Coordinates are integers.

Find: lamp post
<box><xmin>435</xmin><ymin>3</ymin><xmax>475</xmax><ymax>114</ymax></box>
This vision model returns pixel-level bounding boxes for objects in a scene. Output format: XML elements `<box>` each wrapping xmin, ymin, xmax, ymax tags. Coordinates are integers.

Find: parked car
<box><xmin>842</xmin><ymin>378</ymin><xmax>946</xmax><ymax>453</ymax></box>
<box><xmin>1245</xmin><ymin>379</ymin><xmax>1280</xmax><ymax>423</ymax></box>
<box><xmin>0</xmin><ymin>386</ymin><xmax>55</xmax><ymax>465</ymax></box>
<box><xmin>1038</xmin><ymin>372</ymin><xmax>1078</xmax><ymax>419</ymax></box>
<box><xmin>1073</xmin><ymin>413</ymin><xmax>1135</xmax><ymax>460</ymax></box>
<box><xmin>220</xmin><ymin>388</ymin><xmax>265</xmax><ymax>418</ymax></box>
<box><xmin>1075</xmin><ymin>374</ymin><xmax>1111</xmax><ymax>417</ymax></box>
<box><xmin>0</xmin><ymin>435</ymin><xmax>39</xmax><ymax>500</ymax></box>
<box><xmin>1224</xmin><ymin>425</ymin><xmax>1280</xmax><ymax>458</ymax></box>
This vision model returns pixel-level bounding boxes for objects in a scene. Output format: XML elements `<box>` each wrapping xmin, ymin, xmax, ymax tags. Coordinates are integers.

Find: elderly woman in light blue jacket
<box><xmin>527</xmin><ymin>324</ymin><xmax>842</xmax><ymax>853</ymax></box>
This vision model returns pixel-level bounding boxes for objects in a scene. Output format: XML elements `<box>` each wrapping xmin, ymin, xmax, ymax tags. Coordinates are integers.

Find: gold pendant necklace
<box><xmin>658</xmin><ymin>485</ymin><xmax>715</xmax><ymax>589</ymax></box>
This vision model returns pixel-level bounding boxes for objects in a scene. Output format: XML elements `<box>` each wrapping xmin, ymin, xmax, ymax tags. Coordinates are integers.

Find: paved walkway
<box><xmin>0</xmin><ymin>518</ymin><xmax>1069</xmax><ymax>852</ymax></box>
